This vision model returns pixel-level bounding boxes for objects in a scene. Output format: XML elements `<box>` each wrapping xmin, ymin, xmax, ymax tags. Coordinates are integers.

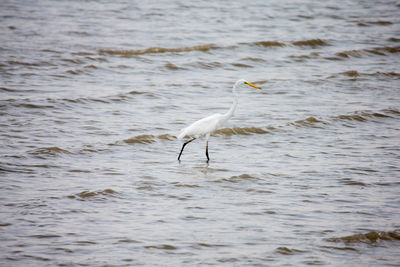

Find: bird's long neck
<box><xmin>221</xmin><ymin>85</ymin><xmax>238</xmax><ymax>124</ymax></box>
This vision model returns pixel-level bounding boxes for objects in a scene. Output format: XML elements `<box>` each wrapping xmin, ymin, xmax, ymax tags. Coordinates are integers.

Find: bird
<box><xmin>177</xmin><ymin>79</ymin><xmax>261</xmax><ymax>161</ymax></box>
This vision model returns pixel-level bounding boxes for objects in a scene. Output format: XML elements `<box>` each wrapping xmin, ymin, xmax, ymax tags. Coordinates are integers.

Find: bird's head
<box><xmin>235</xmin><ymin>79</ymin><xmax>262</xmax><ymax>90</ymax></box>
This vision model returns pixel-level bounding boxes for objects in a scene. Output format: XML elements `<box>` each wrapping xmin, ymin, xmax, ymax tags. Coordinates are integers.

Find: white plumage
<box><xmin>178</xmin><ymin>113</ymin><xmax>226</xmax><ymax>140</ymax></box>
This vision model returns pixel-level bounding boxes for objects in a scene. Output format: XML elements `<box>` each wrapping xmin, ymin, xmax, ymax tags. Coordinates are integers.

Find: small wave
<box><xmin>75</xmin><ymin>240</ymin><xmax>98</xmax><ymax>245</ymax></box>
<box><xmin>335</xmin><ymin>114</ymin><xmax>368</xmax><ymax>122</ymax></box>
<box><xmin>61</xmin><ymin>58</ymin><xmax>83</xmax><ymax>64</ymax></box>
<box><xmin>172</xmin><ymin>183</ymin><xmax>201</xmax><ymax>188</ymax></box>
<box><xmin>212</xmin><ymin>174</ymin><xmax>256</xmax><ymax>183</ymax></box>
<box><xmin>336</xmin><ymin>50</ymin><xmax>364</xmax><ymax>58</ymax></box>
<box><xmin>0</xmin><ymin>87</ymin><xmax>17</xmax><ymax>92</ymax></box>
<box><xmin>144</xmin><ymin>244</ymin><xmax>177</xmax><ymax>250</ymax></box>
<box><xmin>158</xmin><ymin>133</ymin><xmax>175</xmax><ymax>140</ymax></box>
<box><xmin>374</xmin><ymin>71</ymin><xmax>400</xmax><ymax>78</ymax></box>
<box><xmin>292</xmin><ymin>39</ymin><xmax>328</xmax><ymax>47</ymax></box>
<box><xmin>188</xmin><ymin>61</ymin><xmax>224</xmax><ymax>70</ymax></box>
<box><xmin>289</xmin><ymin>117</ymin><xmax>329</xmax><ymax>128</ymax></box>
<box><xmin>84</xmin><ymin>64</ymin><xmax>98</xmax><ymax>69</ymax></box>
<box><xmin>66</xmin><ymin>69</ymin><xmax>80</xmax><ymax>75</ymax></box>
<box><xmin>335</xmin><ymin>45</ymin><xmax>400</xmax><ymax>59</ymax></box>
<box><xmin>332</xmin><ymin>70</ymin><xmax>400</xmax><ymax>79</ymax></box>
<box><xmin>241</xmin><ymin>57</ymin><xmax>267</xmax><ymax>62</ymax></box>
<box><xmin>72</xmin><ymin>51</ymin><xmax>95</xmax><ymax>56</ymax></box>
<box><xmin>253</xmin><ymin>39</ymin><xmax>328</xmax><ymax>48</ymax></box>
<box><xmin>340</xmin><ymin>70</ymin><xmax>360</xmax><ymax>77</ymax></box>
<box><xmin>99</xmin><ymin>44</ymin><xmax>217</xmax><ymax>56</ymax></box>
<box><xmin>283</xmin><ymin>110</ymin><xmax>396</xmax><ymax>130</ymax></box>
<box><xmin>339</xmin><ymin>178</ymin><xmax>366</xmax><ymax>186</ymax></box>
<box><xmin>128</xmin><ymin>90</ymin><xmax>146</xmax><ymax>95</ymax></box>
<box><xmin>6</xmin><ymin>60</ymin><xmax>41</xmax><ymax>67</ymax></box>
<box><xmin>164</xmin><ymin>62</ymin><xmax>187</xmax><ymax>70</ymax></box>
<box><xmin>213</xmin><ymin>126</ymin><xmax>271</xmax><ymax>136</ymax></box>
<box><xmin>29</xmin><ymin>234</ymin><xmax>61</xmax><ymax>239</ymax></box>
<box><xmin>29</xmin><ymin>147</ymin><xmax>72</xmax><ymax>156</ymax></box>
<box><xmin>366</xmin><ymin>20</ymin><xmax>393</xmax><ymax>25</ymax></box>
<box><xmin>54</xmin><ymin>247</ymin><xmax>74</xmax><ymax>253</ymax></box>
<box><xmin>289</xmin><ymin>52</ymin><xmax>321</xmax><ymax>61</ymax></box>
<box><xmin>0</xmin><ymin>164</ymin><xmax>35</xmax><ymax>174</ymax></box>
<box><xmin>123</xmin><ymin>133</ymin><xmax>175</xmax><ymax>145</ymax></box>
<box><xmin>231</xmin><ymin>63</ymin><xmax>253</xmax><ymax>68</ymax></box>
<box><xmin>18</xmin><ymin>103</ymin><xmax>56</xmax><ymax>109</ymax></box>
<box><xmin>284</xmin><ymin>110</ymin><xmax>398</xmax><ymax>130</ymax></box>
<box><xmin>59</xmin><ymin>91</ymin><xmax>152</xmax><ymax>105</ymax></box>
<box><xmin>124</xmin><ymin>134</ymin><xmax>157</xmax><ymax>144</ymax></box>
<box><xmin>274</xmin><ymin>247</ymin><xmax>306</xmax><ymax>255</ymax></box>
<box><xmin>356</xmin><ymin>21</ymin><xmax>393</xmax><ymax>27</ymax></box>
<box><xmin>67</xmin><ymin>189</ymin><xmax>119</xmax><ymax>201</ymax></box>
<box><xmin>195</xmin><ymin>242</ymin><xmax>228</xmax><ymax>248</ymax></box>
<box><xmin>333</xmin><ymin>111</ymin><xmax>393</xmax><ymax>122</ymax></box>
<box><xmin>253</xmin><ymin>41</ymin><xmax>286</xmax><ymax>47</ymax></box>
<box><xmin>60</xmin><ymin>97</ymin><xmax>108</xmax><ymax>104</ymax></box>
<box><xmin>326</xmin><ymin>230</ymin><xmax>400</xmax><ymax>244</ymax></box>
<box><xmin>385</xmin><ymin>108</ymin><xmax>400</xmax><ymax>116</ymax></box>
<box><xmin>66</xmin><ymin>65</ymin><xmax>99</xmax><ymax>75</ymax></box>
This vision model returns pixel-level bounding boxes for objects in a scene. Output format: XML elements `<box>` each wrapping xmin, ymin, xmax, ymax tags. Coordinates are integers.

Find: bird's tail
<box><xmin>177</xmin><ymin>128</ymin><xmax>187</xmax><ymax>140</ymax></box>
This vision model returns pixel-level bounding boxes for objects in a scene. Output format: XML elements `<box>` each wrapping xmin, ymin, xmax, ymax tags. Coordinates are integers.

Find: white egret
<box><xmin>177</xmin><ymin>79</ymin><xmax>261</xmax><ymax>161</ymax></box>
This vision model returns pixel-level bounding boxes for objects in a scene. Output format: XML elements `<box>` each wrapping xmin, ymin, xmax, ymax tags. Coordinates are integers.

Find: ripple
<box><xmin>164</xmin><ymin>62</ymin><xmax>187</xmax><ymax>70</ymax></box>
<box><xmin>339</xmin><ymin>178</ymin><xmax>366</xmax><ymax>186</ymax></box>
<box><xmin>292</xmin><ymin>39</ymin><xmax>328</xmax><ymax>47</ymax></box>
<box><xmin>99</xmin><ymin>44</ymin><xmax>218</xmax><ymax>57</ymax></box>
<box><xmin>333</xmin><ymin>110</ymin><xmax>394</xmax><ymax>123</ymax></box>
<box><xmin>252</xmin><ymin>39</ymin><xmax>329</xmax><ymax>48</ymax></box>
<box><xmin>122</xmin><ymin>133</ymin><xmax>175</xmax><ymax>145</ymax></box>
<box><xmin>123</xmin><ymin>134</ymin><xmax>158</xmax><ymax>144</ymax></box>
<box><xmin>29</xmin><ymin>147</ymin><xmax>72</xmax><ymax>156</ymax></box>
<box><xmin>114</xmin><ymin>239</ymin><xmax>141</xmax><ymax>244</ymax></box>
<box><xmin>332</xmin><ymin>70</ymin><xmax>400</xmax><ymax>79</ymax></box>
<box><xmin>335</xmin><ymin>45</ymin><xmax>400</xmax><ymax>59</ymax></box>
<box><xmin>320</xmin><ymin>245</ymin><xmax>358</xmax><ymax>252</ymax></box>
<box><xmin>289</xmin><ymin>117</ymin><xmax>329</xmax><ymax>128</ymax></box>
<box><xmin>74</xmin><ymin>240</ymin><xmax>98</xmax><ymax>246</ymax></box>
<box><xmin>144</xmin><ymin>244</ymin><xmax>177</xmax><ymax>250</ymax></box>
<box><xmin>29</xmin><ymin>234</ymin><xmax>61</xmax><ymax>239</ymax></box>
<box><xmin>366</xmin><ymin>20</ymin><xmax>393</xmax><ymax>26</ymax></box>
<box><xmin>195</xmin><ymin>242</ymin><xmax>228</xmax><ymax>248</ymax></box>
<box><xmin>17</xmin><ymin>103</ymin><xmax>56</xmax><ymax>109</ymax></box>
<box><xmin>67</xmin><ymin>189</ymin><xmax>120</xmax><ymax>201</ymax></box>
<box><xmin>253</xmin><ymin>41</ymin><xmax>286</xmax><ymax>47</ymax></box>
<box><xmin>274</xmin><ymin>247</ymin><xmax>306</xmax><ymax>255</ymax></box>
<box><xmin>213</xmin><ymin>126</ymin><xmax>271</xmax><ymax>136</ymax></box>
<box><xmin>326</xmin><ymin>230</ymin><xmax>400</xmax><ymax>245</ymax></box>
<box><xmin>212</xmin><ymin>173</ymin><xmax>257</xmax><ymax>183</ymax></box>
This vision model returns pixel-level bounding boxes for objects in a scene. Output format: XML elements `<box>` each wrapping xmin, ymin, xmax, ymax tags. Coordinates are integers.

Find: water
<box><xmin>1</xmin><ymin>0</ymin><xmax>400</xmax><ymax>265</ymax></box>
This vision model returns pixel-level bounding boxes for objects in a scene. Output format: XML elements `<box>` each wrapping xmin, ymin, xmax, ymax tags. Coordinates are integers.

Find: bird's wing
<box><xmin>178</xmin><ymin>113</ymin><xmax>223</xmax><ymax>139</ymax></box>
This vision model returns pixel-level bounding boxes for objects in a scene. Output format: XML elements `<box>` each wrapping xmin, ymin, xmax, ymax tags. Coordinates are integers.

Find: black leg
<box><xmin>205</xmin><ymin>141</ymin><xmax>210</xmax><ymax>162</ymax></box>
<box><xmin>178</xmin><ymin>138</ymin><xmax>195</xmax><ymax>160</ymax></box>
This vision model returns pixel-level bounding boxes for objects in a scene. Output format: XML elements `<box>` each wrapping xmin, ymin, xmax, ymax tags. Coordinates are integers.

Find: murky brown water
<box><xmin>1</xmin><ymin>0</ymin><xmax>400</xmax><ymax>266</ymax></box>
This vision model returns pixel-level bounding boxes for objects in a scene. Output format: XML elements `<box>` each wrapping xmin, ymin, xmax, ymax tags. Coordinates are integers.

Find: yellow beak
<box><xmin>245</xmin><ymin>81</ymin><xmax>261</xmax><ymax>90</ymax></box>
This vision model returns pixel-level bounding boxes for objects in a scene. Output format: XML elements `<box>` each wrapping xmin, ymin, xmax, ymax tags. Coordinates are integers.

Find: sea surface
<box><xmin>1</xmin><ymin>0</ymin><xmax>400</xmax><ymax>266</ymax></box>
